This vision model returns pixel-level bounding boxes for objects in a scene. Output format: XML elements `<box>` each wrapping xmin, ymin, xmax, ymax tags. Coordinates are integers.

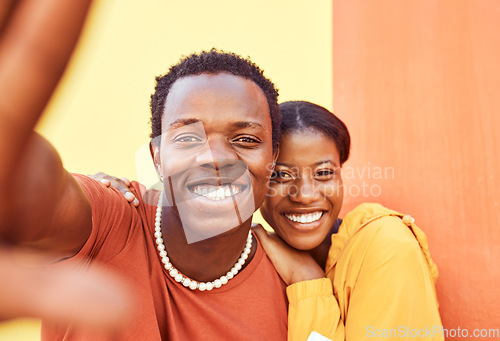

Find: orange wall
<box><xmin>333</xmin><ymin>0</ymin><xmax>500</xmax><ymax>335</ymax></box>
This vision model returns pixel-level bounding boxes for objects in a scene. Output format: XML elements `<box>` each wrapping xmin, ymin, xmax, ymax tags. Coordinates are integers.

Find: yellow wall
<box><xmin>38</xmin><ymin>0</ymin><xmax>333</xmax><ymax>180</ymax></box>
<box><xmin>0</xmin><ymin>0</ymin><xmax>333</xmax><ymax>339</ymax></box>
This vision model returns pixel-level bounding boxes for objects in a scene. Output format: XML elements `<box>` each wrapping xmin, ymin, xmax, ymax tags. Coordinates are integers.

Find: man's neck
<box><xmin>162</xmin><ymin>209</ymin><xmax>257</xmax><ymax>282</ymax></box>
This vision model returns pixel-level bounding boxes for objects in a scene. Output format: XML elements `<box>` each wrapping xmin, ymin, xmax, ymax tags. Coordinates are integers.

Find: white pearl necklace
<box><xmin>154</xmin><ymin>193</ymin><xmax>253</xmax><ymax>291</ymax></box>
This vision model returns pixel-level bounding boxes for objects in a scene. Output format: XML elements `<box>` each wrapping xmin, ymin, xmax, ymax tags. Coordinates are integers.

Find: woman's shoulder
<box><xmin>329</xmin><ymin>203</ymin><xmax>438</xmax><ymax>282</ymax></box>
<box><xmin>340</xmin><ymin>203</ymin><xmax>416</xmax><ymax>238</ymax></box>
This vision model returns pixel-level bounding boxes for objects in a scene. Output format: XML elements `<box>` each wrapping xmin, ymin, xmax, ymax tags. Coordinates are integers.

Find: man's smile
<box><xmin>190</xmin><ymin>184</ymin><xmax>246</xmax><ymax>201</ymax></box>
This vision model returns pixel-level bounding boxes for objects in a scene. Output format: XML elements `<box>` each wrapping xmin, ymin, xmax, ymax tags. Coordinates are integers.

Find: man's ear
<box><xmin>149</xmin><ymin>140</ymin><xmax>162</xmax><ymax>176</ymax></box>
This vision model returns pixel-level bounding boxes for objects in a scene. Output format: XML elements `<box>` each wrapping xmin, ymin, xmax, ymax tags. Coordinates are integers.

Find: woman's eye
<box><xmin>315</xmin><ymin>169</ymin><xmax>335</xmax><ymax>179</ymax></box>
<box><xmin>271</xmin><ymin>170</ymin><xmax>293</xmax><ymax>181</ymax></box>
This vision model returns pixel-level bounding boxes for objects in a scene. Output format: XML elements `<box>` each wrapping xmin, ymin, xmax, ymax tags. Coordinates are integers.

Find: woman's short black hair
<box><xmin>150</xmin><ymin>49</ymin><xmax>281</xmax><ymax>151</ymax></box>
<box><xmin>279</xmin><ymin>101</ymin><xmax>351</xmax><ymax>165</ymax></box>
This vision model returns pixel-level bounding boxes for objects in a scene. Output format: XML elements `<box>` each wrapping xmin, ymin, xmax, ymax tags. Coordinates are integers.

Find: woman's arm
<box><xmin>252</xmin><ymin>224</ymin><xmax>345</xmax><ymax>341</ymax></box>
<box><xmin>339</xmin><ymin>216</ymin><xmax>443</xmax><ymax>340</ymax></box>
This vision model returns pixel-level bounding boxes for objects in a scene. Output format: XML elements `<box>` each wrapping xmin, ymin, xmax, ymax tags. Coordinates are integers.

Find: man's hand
<box><xmin>0</xmin><ymin>248</ymin><xmax>133</xmax><ymax>328</ymax></box>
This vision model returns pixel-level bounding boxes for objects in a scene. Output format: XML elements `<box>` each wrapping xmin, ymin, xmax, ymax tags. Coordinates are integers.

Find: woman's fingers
<box><xmin>91</xmin><ymin>172</ymin><xmax>138</xmax><ymax>206</ymax></box>
<box><xmin>251</xmin><ymin>223</ymin><xmax>268</xmax><ymax>241</ymax></box>
<box><xmin>251</xmin><ymin>224</ymin><xmax>278</xmax><ymax>254</ymax></box>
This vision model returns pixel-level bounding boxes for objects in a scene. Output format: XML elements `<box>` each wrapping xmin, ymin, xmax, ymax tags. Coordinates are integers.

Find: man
<box><xmin>2</xmin><ymin>36</ymin><xmax>295</xmax><ymax>338</ymax></box>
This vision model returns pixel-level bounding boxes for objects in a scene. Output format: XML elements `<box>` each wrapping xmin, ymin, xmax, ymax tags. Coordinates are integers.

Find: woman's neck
<box><xmin>307</xmin><ymin>219</ymin><xmax>341</xmax><ymax>269</ymax></box>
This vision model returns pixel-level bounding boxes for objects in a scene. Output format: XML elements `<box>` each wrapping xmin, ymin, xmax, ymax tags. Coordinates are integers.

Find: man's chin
<box><xmin>172</xmin><ymin>186</ymin><xmax>255</xmax><ymax>243</ymax></box>
<box><xmin>179</xmin><ymin>216</ymin><xmax>241</xmax><ymax>244</ymax></box>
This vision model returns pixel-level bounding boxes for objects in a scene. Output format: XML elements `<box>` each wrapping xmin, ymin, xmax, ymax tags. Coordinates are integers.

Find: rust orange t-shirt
<box><xmin>41</xmin><ymin>175</ymin><xmax>288</xmax><ymax>340</ymax></box>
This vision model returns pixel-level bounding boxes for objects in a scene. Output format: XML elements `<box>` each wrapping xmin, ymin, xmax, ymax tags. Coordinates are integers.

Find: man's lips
<box><xmin>190</xmin><ymin>184</ymin><xmax>246</xmax><ymax>201</ymax></box>
<box><xmin>185</xmin><ymin>177</ymin><xmax>248</xmax><ymax>201</ymax></box>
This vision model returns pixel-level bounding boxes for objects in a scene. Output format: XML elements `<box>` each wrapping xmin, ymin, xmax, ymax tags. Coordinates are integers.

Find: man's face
<box><xmin>152</xmin><ymin>73</ymin><xmax>275</xmax><ymax>243</ymax></box>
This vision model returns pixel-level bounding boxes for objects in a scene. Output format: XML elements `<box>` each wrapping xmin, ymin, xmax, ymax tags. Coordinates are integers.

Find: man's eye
<box><xmin>233</xmin><ymin>136</ymin><xmax>261</xmax><ymax>145</ymax></box>
<box><xmin>174</xmin><ymin>135</ymin><xmax>202</xmax><ymax>143</ymax></box>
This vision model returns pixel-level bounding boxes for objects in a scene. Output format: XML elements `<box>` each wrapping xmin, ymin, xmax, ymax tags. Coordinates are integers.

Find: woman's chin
<box><xmin>275</xmin><ymin>230</ymin><xmax>323</xmax><ymax>251</ymax></box>
<box><xmin>275</xmin><ymin>215</ymin><xmax>332</xmax><ymax>251</ymax></box>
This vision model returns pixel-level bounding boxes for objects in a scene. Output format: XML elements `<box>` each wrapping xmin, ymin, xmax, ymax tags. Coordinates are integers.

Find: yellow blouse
<box><xmin>287</xmin><ymin>203</ymin><xmax>443</xmax><ymax>341</ymax></box>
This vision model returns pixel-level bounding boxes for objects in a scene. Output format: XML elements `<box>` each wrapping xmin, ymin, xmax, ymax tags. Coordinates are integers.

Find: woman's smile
<box><xmin>261</xmin><ymin>131</ymin><xmax>344</xmax><ymax>250</ymax></box>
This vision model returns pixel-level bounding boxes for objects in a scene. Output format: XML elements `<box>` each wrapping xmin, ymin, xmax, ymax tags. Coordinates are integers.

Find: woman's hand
<box><xmin>252</xmin><ymin>224</ymin><xmax>326</xmax><ymax>285</ymax></box>
<box><xmin>90</xmin><ymin>172</ymin><xmax>138</xmax><ymax>206</ymax></box>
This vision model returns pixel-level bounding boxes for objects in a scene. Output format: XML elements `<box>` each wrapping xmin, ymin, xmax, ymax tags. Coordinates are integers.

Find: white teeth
<box><xmin>191</xmin><ymin>184</ymin><xmax>242</xmax><ymax>201</ymax></box>
<box><xmin>284</xmin><ymin>211</ymin><xmax>323</xmax><ymax>224</ymax></box>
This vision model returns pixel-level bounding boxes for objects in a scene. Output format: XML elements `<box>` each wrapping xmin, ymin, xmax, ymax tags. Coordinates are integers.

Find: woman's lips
<box><xmin>284</xmin><ymin>211</ymin><xmax>324</xmax><ymax>223</ymax></box>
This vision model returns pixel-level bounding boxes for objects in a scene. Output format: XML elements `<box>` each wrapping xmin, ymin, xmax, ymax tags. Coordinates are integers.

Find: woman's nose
<box><xmin>288</xmin><ymin>178</ymin><xmax>320</xmax><ymax>205</ymax></box>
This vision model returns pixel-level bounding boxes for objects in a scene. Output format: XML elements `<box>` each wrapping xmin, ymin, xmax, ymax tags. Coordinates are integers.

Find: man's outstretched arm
<box><xmin>0</xmin><ymin>0</ymin><xmax>94</xmax><ymax>257</ymax></box>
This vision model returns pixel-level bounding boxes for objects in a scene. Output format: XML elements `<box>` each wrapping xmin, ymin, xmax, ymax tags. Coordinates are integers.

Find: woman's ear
<box><xmin>272</xmin><ymin>142</ymin><xmax>280</xmax><ymax>168</ymax></box>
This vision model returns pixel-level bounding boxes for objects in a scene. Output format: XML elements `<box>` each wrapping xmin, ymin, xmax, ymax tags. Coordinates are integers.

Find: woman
<box><xmin>254</xmin><ymin>101</ymin><xmax>442</xmax><ymax>340</ymax></box>
<box><xmin>97</xmin><ymin>100</ymin><xmax>442</xmax><ymax>340</ymax></box>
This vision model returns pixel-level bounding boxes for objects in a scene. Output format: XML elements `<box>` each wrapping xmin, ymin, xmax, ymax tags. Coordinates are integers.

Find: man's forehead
<box><xmin>161</xmin><ymin>73</ymin><xmax>270</xmax><ymax>131</ymax></box>
<box><xmin>167</xmin><ymin>74</ymin><xmax>265</xmax><ymax>106</ymax></box>
<box><xmin>167</xmin><ymin>72</ymin><xmax>256</xmax><ymax>95</ymax></box>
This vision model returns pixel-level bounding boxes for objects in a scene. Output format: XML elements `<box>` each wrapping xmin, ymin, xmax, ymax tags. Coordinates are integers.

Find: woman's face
<box><xmin>260</xmin><ymin>130</ymin><xmax>343</xmax><ymax>250</ymax></box>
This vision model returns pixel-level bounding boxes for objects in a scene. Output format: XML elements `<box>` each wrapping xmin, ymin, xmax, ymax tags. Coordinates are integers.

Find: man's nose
<box><xmin>195</xmin><ymin>138</ymin><xmax>238</xmax><ymax>170</ymax></box>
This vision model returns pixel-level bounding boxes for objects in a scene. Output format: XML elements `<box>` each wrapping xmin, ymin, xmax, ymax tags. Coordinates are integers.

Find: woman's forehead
<box><xmin>278</xmin><ymin>131</ymin><xmax>341</xmax><ymax>167</ymax></box>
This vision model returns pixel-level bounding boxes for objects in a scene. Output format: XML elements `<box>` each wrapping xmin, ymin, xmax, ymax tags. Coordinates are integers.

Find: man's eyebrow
<box><xmin>232</xmin><ymin>121</ymin><xmax>263</xmax><ymax>129</ymax></box>
<box><xmin>168</xmin><ymin>119</ymin><xmax>262</xmax><ymax>130</ymax></box>
<box><xmin>168</xmin><ymin>118</ymin><xmax>201</xmax><ymax>130</ymax></box>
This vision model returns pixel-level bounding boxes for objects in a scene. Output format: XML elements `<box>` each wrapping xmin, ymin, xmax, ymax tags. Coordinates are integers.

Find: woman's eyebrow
<box><xmin>275</xmin><ymin>162</ymin><xmax>292</xmax><ymax>167</ymax></box>
<box><xmin>314</xmin><ymin>160</ymin><xmax>339</xmax><ymax>167</ymax></box>
<box><xmin>276</xmin><ymin>161</ymin><xmax>340</xmax><ymax>168</ymax></box>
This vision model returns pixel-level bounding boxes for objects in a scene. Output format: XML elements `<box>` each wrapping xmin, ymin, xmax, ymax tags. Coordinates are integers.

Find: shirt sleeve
<box><xmin>345</xmin><ymin>216</ymin><xmax>443</xmax><ymax>340</ymax></box>
<box><xmin>70</xmin><ymin>174</ymin><xmax>141</xmax><ymax>264</ymax></box>
<box><xmin>287</xmin><ymin>278</ymin><xmax>344</xmax><ymax>341</ymax></box>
